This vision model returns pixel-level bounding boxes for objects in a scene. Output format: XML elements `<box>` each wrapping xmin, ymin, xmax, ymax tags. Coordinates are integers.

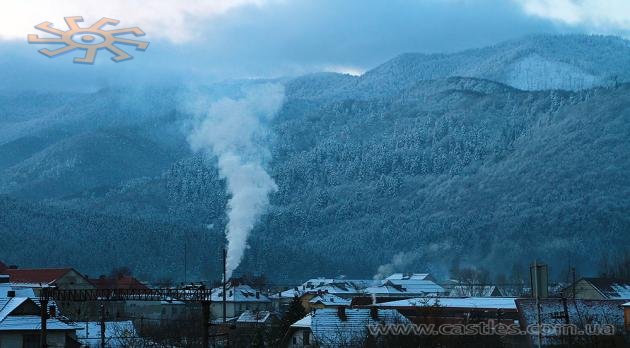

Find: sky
<box><xmin>1</xmin><ymin>0</ymin><xmax>629</xmax><ymax>91</ymax></box>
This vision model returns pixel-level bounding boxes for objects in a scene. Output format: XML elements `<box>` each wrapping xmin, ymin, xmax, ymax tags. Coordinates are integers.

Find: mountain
<box><xmin>287</xmin><ymin>35</ymin><xmax>630</xmax><ymax>100</ymax></box>
<box><xmin>0</xmin><ymin>35</ymin><xmax>629</xmax><ymax>281</ymax></box>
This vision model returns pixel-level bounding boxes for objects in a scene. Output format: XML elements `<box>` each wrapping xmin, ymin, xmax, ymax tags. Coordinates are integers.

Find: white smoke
<box><xmin>188</xmin><ymin>83</ymin><xmax>285</xmax><ymax>279</ymax></box>
<box><xmin>373</xmin><ymin>251</ymin><xmax>419</xmax><ymax>280</ymax></box>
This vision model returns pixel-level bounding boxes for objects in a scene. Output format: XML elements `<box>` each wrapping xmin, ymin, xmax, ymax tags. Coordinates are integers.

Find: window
<box><xmin>303</xmin><ymin>331</ymin><xmax>310</xmax><ymax>345</ymax></box>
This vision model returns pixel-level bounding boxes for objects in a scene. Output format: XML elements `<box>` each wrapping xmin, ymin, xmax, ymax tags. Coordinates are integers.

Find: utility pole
<box><xmin>572</xmin><ymin>267</ymin><xmax>576</xmax><ymax>299</ymax></box>
<box><xmin>100</xmin><ymin>304</ymin><xmax>106</xmax><ymax>348</ymax></box>
<box><xmin>202</xmin><ymin>301</ymin><xmax>210</xmax><ymax>348</ymax></box>
<box><xmin>223</xmin><ymin>248</ymin><xmax>227</xmax><ymax>323</ymax></box>
<box><xmin>40</xmin><ymin>296</ymin><xmax>48</xmax><ymax>348</ymax></box>
<box><xmin>532</xmin><ymin>261</ymin><xmax>542</xmax><ymax>348</ymax></box>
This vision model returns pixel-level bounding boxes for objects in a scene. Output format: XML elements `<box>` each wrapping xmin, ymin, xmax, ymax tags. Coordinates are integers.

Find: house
<box><xmin>562</xmin><ymin>278</ymin><xmax>630</xmax><ymax>300</ymax></box>
<box><xmin>89</xmin><ymin>275</ymin><xmax>148</xmax><ymax>290</ymax></box>
<box><xmin>210</xmin><ymin>284</ymin><xmax>271</xmax><ymax>320</ymax></box>
<box><xmin>365</xmin><ymin>273</ymin><xmax>445</xmax><ymax>298</ymax></box>
<box><xmin>374</xmin><ymin>296</ymin><xmax>520</xmax><ymax>324</ymax></box>
<box><xmin>308</xmin><ymin>293</ymin><xmax>351</xmax><ymax>311</ymax></box>
<box><xmin>0</xmin><ymin>266</ymin><xmax>96</xmax><ymax>321</ymax></box>
<box><xmin>0</xmin><ymin>294</ymin><xmax>79</xmax><ymax>347</ymax></box>
<box><xmin>230</xmin><ymin>310</ymin><xmax>281</xmax><ymax>346</ymax></box>
<box><xmin>623</xmin><ymin>302</ymin><xmax>630</xmax><ymax>330</ymax></box>
<box><xmin>517</xmin><ymin>298</ymin><xmax>628</xmax><ymax>347</ymax></box>
<box><xmin>0</xmin><ymin>266</ymin><xmax>94</xmax><ymax>291</ymax></box>
<box><xmin>270</xmin><ymin>278</ymin><xmax>365</xmax><ymax>313</ymax></box>
<box><xmin>448</xmin><ymin>285</ymin><xmax>506</xmax><ymax>297</ymax></box>
<box><xmin>286</xmin><ymin>307</ymin><xmax>409</xmax><ymax>347</ymax></box>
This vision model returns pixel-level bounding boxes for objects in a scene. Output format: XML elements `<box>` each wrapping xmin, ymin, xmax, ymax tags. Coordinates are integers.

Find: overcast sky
<box><xmin>1</xmin><ymin>0</ymin><xmax>629</xmax><ymax>91</ymax></box>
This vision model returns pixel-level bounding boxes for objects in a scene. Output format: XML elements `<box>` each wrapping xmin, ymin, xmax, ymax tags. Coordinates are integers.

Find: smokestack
<box><xmin>370</xmin><ymin>307</ymin><xmax>379</xmax><ymax>320</ymax></box>
<box><xmin>337</xmin><ymin>306</ymin><xmax>347</xmax><ymax>321</ymax></box>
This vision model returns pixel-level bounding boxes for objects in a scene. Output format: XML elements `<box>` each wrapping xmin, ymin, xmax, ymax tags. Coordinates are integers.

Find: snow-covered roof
<box><xmin>366</xmin><ymin>279</ymin><xmax>445</xmax><ymax>295</ymax></box>
<box><xmin>237</xmin><ymin>310</ymin><xmax>276</xmax><ymax>323</ymax></box>
<box><xmin>581</xmin><ymin>278</ymin><xmax>630</xmax><ymax>300</ymax></box>
<box><xmin>291</xmin><ymin>313</ymin><xmax>312</xmax><ymax>328</ymax></box>
<box><xmin>211</xmin><ymin>284</ymin><xmax>270</xmax><ymax>303</ymax></box>
<box><xmin>309</xmin><ymin>294</ymin><xmax>351</xmax><ymax>306</ymax></box>
<box><xmin>0</xmin><ymin>316</ymin><xmax>77</xmax><ymax>331</ymax></box>
<box><xmin>0</xmin><ymin>297</ymin><xmax>28</xmax><ymax>322</ymax></box>
<box><xmin>292</xmin><ymin>308</ymin><xmax>409</xmax><ymax>347</ymax></box>
<box><xmin>0</xmin><ymin>284</ymin><xmax>36</xmax><ymax>298</ymax></box>
<box><xmin>623</xmin><ymin>301</ymin><xmax>630</xmax><ymax>307</ymax></box>
<box><xmin>376</xmin><ymin>297</ymin><xmax>518</xmax><ymax>310</ymax></box>
<box><xmin>385</xmin><ymin>273</ymin><xmax>431</xmax><ymax>281</ymax></box>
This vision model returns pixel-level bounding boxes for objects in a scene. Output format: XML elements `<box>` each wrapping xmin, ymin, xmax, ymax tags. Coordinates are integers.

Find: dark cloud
<box><xmin>0</xmin><ymin>0</ymin><xmax>578</xmax><ymax>91</ymax></box>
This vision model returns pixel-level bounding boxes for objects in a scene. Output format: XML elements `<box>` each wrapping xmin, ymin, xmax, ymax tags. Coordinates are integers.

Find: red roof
<box><xmin>3</xmin><ymin>268</ymin><xmax>74</xmax><ymax>284</ymax></box>
<box><xmin>89</xmin><ymin>276</ymin><xmax>148</xmax><ymax>290</ymax></box>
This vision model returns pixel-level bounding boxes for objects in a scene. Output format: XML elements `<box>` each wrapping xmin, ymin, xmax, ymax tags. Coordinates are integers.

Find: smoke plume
<box><xmin>188</xmin><ymin>83</ymin><xmax>285</xmax><ymax>279</ymax></box>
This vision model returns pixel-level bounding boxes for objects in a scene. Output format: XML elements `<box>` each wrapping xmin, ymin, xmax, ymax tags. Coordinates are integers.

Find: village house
<box><xmin>365</xmin><ymin>273</ymin><xmax>445</xmax><ymax>298</ymax></box>
<box><xmin>286</xmin><ymin>307</ymin><xmax>409</xmax><ymax>347</ymax></box>
<box><xmin>0</xmin><ymin>293</ymin><xmax>79</xmax><ymax>347</ymax></box>
<box><xmin>561</xmin><ymin>277</ymin><xmax>630</xmax><ymax>300</ymax></box>
<box><xmin>307</xmin><ymin>293</ymin><xmax>351</xmax><ymax>312</ymax></box>
<box><xmin>270</xmin><ymin>278</ymin><xmax>366</xmax><ymax>313</ymax></box>
<box><xmin>374</xmin><ymin>296</ymin><xmax>520</xmax><ymax>323</ymax></box>
<box><xmin>210</xmin><ymin>284</ymin><xmax>271</xmax><ymax>320</ymax></box>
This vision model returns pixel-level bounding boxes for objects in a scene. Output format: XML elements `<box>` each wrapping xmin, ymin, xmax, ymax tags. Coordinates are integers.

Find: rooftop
<box><xmin>376</xmin><ymin>297</ymin><xmax>518</xmax><ymax>310</ymax></box>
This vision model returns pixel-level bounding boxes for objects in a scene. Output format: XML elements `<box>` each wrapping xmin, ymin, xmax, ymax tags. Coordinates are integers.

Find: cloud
<box><xmin>515</xmin><ymin>0</ymin><xmax>630</xmax><ymax>32</ymax></box>
<box><xmin>0</xmin><ymin>0</ymin><xmax>272</xmax><ymax>42</ymax></box>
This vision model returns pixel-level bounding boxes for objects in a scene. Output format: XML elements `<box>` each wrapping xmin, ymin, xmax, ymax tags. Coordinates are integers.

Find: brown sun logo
<box><xmin>27</xmin><ymin>16</ymin><xmax>149</xmax><ymax>64</ymax></box>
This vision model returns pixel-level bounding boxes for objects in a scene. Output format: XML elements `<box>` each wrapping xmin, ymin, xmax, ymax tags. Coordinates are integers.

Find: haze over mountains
<box><xmin>1</xmin><ymin>35</ymin><xmax>629</xmax><ymax>282</ymax></box>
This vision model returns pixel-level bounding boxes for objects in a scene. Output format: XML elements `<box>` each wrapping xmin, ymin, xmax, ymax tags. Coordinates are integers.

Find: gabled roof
<box><xmin>89</xmin><ymin>276</ymin><xmax>148</xmax><ymax>290</ymax></box>
<box><xmin>581</xmin><ymin>278</ymin><xmax>630</xmax><ymax>299</ymax></box>
<box><xmin>237</xmin><ymin>310</ymin><xmax>277</xmax><ymax>323</ymax></box>
<box><xmin>309</xmin><ymin>294</ymin><xmax>351</xmax><ymax>306</ymax></box>
<box><xmin>2</xmin><ymin>268</ymin><xmax>74</xmax><ymax>285</ymax></box>
<box><xmin>0</xmin><ymin>297</ymin><xmax>30</xmax><ymax>322</ymax></box>
<box><xmin>211</xmin><ymin>284</ymin><xmax>270</xmax><ymax>303</ymax></box>
<box><xmin>0</xmin><ymin>316</ymin><xmax>77</xmax><ymax>331</ymax></box>
<box><xmin>291</xmin><ymin>308</ymin><xmax>409</xmax><ymax>346</ymax></box>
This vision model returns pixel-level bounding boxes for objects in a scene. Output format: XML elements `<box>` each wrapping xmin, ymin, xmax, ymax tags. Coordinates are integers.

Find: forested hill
<box><xmin>1</xmin><ymin>35</ymin><xmax>629</xmax><ymax>281</ymax></box>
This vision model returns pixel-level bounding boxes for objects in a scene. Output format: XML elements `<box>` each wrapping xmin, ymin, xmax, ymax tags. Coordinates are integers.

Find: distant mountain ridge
<box><xmin>0</xmin><ymin>34</ymin><xmax>629</xmax><ymax>281</ymax></box>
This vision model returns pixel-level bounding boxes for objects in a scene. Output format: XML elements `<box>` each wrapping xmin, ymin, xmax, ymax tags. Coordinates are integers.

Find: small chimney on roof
<box><xmin>337</xmin><ymin>306</ymin><xmax>347</xmax><ymax>321</ymax></box>
<box><xmin>6</xmin><ymin>290</ymin><xmax>15</xmax><ymax>298</ymax></box>
<box><xmin>370</xmin><ymin>307</ymin><xmax>379</xmax><ymax>320</ymax></box>
<box><xmin>256</xmin><ymin>291</ymin><xmax>260</xmax><ymax>299</ymax></box>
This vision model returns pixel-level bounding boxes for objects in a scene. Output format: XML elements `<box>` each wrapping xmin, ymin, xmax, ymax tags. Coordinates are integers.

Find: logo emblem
<box><xmin>27</xmin><ymin>16</ymin><xmax>149</xmax><ymax>64</ymax></box>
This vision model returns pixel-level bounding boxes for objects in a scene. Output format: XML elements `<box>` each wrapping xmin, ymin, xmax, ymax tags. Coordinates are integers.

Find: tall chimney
<box><xmin>370</xmin><ymin>306</ymin><xmax>378</xmax><ymax>320</ymax></box>
<box><xmin>337</xmin><ymin>306</ymin><xmax>347</xmax><ymax>321</ymax></box>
